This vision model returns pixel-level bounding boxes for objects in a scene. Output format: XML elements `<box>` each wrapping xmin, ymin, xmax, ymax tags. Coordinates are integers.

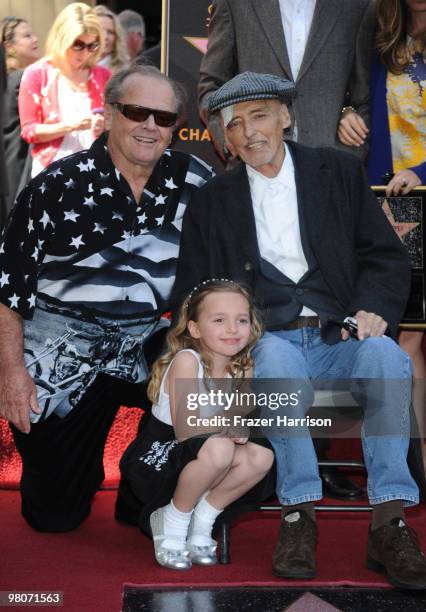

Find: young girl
<box><xmin>119</xmin><ymin>279</ymin><xmax>274</xmax><ymax>570</ymax></box>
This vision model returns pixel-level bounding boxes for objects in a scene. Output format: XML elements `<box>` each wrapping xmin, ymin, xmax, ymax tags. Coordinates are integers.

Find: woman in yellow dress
<box><xmin>343</xmin><ymin>0</ymin><xmax>426</xmax><ymax>468</ymax></box>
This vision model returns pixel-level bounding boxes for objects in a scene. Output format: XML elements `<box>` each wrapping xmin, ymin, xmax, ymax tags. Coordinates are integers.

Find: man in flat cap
<box><xmin>173</xmin><ymin>72</ymin><xmax>426</xmax><ymax>588</ymax></box>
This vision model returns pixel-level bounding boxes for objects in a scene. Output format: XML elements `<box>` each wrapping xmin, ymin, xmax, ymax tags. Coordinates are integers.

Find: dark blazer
<box><xmin>0</xmin><ymin>45</ymin><xmax>8</xmax><ymax>228</ymax></box>
<box><xmin>198</xmin><ymin>0</ymin><xmax>375</xmax><ymax>159</ymax></box>
<box><xmin>173</xmin><ymin>142</ymin><xmax>411</xmax><ymax>338</ymax></box>
<box><xmin>4</xmin><ymin>70</ymin><xmax>31</xmax><ymax>217</ymax></box>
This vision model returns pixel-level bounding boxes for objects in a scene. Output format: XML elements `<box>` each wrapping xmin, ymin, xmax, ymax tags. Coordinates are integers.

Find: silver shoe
<box><xmin>187</xmin><ymin>515</ymin><xmax>218</xmax><ymax>566</ymax></box>
<box><xmin>150</xmin><ymin>507</ymin><xmax>192</xmax><ymax>570</ymax></box>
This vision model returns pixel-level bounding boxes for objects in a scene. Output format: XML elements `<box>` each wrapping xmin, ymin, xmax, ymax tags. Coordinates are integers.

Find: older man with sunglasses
<box><xmin>0</xmin><ymin>64</ymin><xmax>214</xmax><ymax>532</ymax></box>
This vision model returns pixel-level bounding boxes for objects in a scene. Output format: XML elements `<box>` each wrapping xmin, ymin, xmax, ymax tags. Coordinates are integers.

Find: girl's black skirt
<box><xmin>117</xmin><ymin>411</ymin><xmax>276</xmax><ymax>536</ymax></box>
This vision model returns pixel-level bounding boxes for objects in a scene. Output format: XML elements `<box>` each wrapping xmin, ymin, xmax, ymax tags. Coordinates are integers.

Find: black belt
<box><xmin>285</xmin><ymin>316</ymin><xmax>320</xmax><ymax>330</ymax></box>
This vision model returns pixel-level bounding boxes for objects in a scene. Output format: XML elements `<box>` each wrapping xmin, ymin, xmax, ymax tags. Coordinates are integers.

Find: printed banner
<box><xmin>162</xmin><ymin>0</ymin><xmax>223</xmax><ymax>172</ymax></box>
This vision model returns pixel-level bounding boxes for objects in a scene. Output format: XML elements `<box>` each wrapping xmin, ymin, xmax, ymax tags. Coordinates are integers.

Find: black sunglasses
<box><xmin>112</xmin><ymin>103</ymin><xmax>177</xmax><ymax>127</ymax></box>
<box><xmin>71</xmin><ymin>39</ymin><xmax>100</xmax><ymax>52</ymax></box>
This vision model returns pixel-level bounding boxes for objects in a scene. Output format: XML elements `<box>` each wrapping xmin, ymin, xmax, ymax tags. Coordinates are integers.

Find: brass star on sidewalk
<box><xmin>184</xmin><ymin>37</ymin><xmax>208</xmax><ymax>54</ymax></box>
<box><xmin>382</xmin><ymin>199</ymin><xmax>419</xmax><ymax>241</ymax></box>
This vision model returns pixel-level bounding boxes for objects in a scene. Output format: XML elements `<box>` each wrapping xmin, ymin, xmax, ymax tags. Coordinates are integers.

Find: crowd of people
<box><xmin>0</xmin><ymin>3</ymin><xmax>150</xmax><ymax>227</ymax></box>
<box><xmin>0</xmin><ymin>0</ymin><xmax>425</xmax><ymax>591</ymax></box>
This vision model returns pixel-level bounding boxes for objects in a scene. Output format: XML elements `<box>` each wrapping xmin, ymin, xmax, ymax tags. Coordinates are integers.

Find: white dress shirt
<box><xmin>279</xmin><ymin>0</ymin><xmax>316</xmax><ymax>140</ymax></box>
<box><xmin>247</xmin><ymin>144</ymin><xmax>316</xmax><ymax>317</ymax></box>
<box><xmin>279</xmin><ymin>0</ymin><xmax>317</xmax><ymax>80</ymax></box>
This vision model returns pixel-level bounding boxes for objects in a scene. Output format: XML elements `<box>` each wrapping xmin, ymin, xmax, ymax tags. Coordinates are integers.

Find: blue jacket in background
<box><xmin>368</xmin><ymin>52</ymin><xmax>426</xmax><ymax>185</ymax></box>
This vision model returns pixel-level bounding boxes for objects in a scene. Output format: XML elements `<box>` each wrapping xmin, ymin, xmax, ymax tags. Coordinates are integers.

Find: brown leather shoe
<box><xmin>367</xmin><ymin>518</ymin><xmax>426</xmax><ymax>590</ymax></box>
<box><xmin>272</xmin><ymin>509</ymin><xmax>317</xmax><ymax>579</ymax></box>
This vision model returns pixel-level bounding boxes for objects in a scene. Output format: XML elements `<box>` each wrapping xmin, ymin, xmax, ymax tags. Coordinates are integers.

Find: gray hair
<box><xmin>104</xmin><ymin>64</ymin><xmax>187</xmax><ymax>122</ymax></box>
<box><xmin>118</xmin><ymin>9</ymin><xmax>145</xmax><ymax>37</ymax></box>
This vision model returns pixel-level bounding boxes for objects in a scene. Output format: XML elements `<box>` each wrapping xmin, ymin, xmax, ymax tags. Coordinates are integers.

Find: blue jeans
<box><xmin>253</xmin><ymin>328</ymin><xmax>419</xmax><ymax>507</ymax></box>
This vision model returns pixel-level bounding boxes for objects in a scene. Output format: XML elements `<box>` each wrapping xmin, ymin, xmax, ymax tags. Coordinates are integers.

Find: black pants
<box><xmin>11</xmin><ymin>374</ymin><xmax>146</xmax><ymax>532</ymax></box>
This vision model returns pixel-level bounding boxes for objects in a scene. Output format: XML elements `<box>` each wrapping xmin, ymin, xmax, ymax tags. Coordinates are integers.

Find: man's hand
<box><xmin>341</xmin><ymin>310</ymin><xmax>388</xmax><ymax>341</ymax></box>
<box><xmin>385</xmin><ymin>169</ymin><xmax>421</xmax><ymax>196</ymax></box>
<box><xmin>337</xmin><ymin>110</ymin><xmax>369</xmax><ymax>147</ymax></box>
<box><xmin>0</xmin><ymin>365</ymin><xmax>41</xmax><ymax>433</ymax></box>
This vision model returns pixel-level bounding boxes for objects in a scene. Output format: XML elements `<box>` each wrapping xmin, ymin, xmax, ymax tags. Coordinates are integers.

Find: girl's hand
<box><xmin>91</xmin><ymin>113</ymin><xmax>105</xmax><ymax>137</ymax></box>
<box><xmin>385</xmin><ymin>169</ymin><xmax>422</xmax><ymax>196</ymax></box>
<box><xmin>231</xmin><ymin>437</ymin><xmax>248</xmax><ymax>444</ymax></box>
<box><xmin>226</xmin><ymin>422</ymin><xmax>249</xmax><ymax>442</ymax></box>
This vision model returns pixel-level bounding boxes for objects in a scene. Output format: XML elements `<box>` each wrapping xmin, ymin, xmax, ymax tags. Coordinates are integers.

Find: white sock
<box><xmin>162</xmin><ymin>499</ymin><xmax>193</xmax><ymax>549</ymax></box>
<box><xmin>188</xmin><ymin>493</ymin><xmax>223</xmax><ymax>546</ymax></box>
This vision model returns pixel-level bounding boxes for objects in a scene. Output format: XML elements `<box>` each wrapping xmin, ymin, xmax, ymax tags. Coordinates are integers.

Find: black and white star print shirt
<box><xmin>0</xmin><ymin>135</ymin><xmax>214</xmax><ymax>321</ymax></box>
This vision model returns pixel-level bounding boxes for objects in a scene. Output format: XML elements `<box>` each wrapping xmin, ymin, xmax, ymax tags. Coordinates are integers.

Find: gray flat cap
<box><xmin>208</xmin><ymin>71</ymin><xmax>295</xmax><ymax>113</ymax></box>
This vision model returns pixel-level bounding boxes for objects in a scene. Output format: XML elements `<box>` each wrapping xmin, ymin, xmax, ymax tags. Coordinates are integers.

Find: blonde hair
<box><xmin>148</xmin><ymin>281</ymin><xmax>263</xmax><ymax>404</ymax></box>
<box><xmin>45</xmin><ymin>2</ymin><xmax>103</xmax><ymax>68</ymax></box>
<box><xmin>93</xmin><ymin>5</ymin><xmax>128</xmax><ymax>74</ymax></box>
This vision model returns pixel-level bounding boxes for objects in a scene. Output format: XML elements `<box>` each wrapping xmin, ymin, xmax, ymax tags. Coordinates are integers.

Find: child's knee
<box><xmin>201</xmin><ymin>437</ymin><xmax>235</xmax><ymax>471</ymax></box>
<box><xmin>246</xmin><ymin>444</ymin><xmax>274</xmax><ymax>475</ymax></box>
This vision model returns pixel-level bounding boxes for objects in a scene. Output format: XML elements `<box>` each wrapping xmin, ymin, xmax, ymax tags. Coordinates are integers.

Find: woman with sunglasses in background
<box><xmin>94</xmin><ymin>5</ymin><xmax>129</xmax><ymax>75</ymax></box>
<box><xmin>1</xmin><ymin>16</ymin><xmax>39</xmax><ymax>222</ymax></box>
<box><xmin>18</xmin><ymin>3</ymin><xmax>111</xmax><ymax>177</ymax></box>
